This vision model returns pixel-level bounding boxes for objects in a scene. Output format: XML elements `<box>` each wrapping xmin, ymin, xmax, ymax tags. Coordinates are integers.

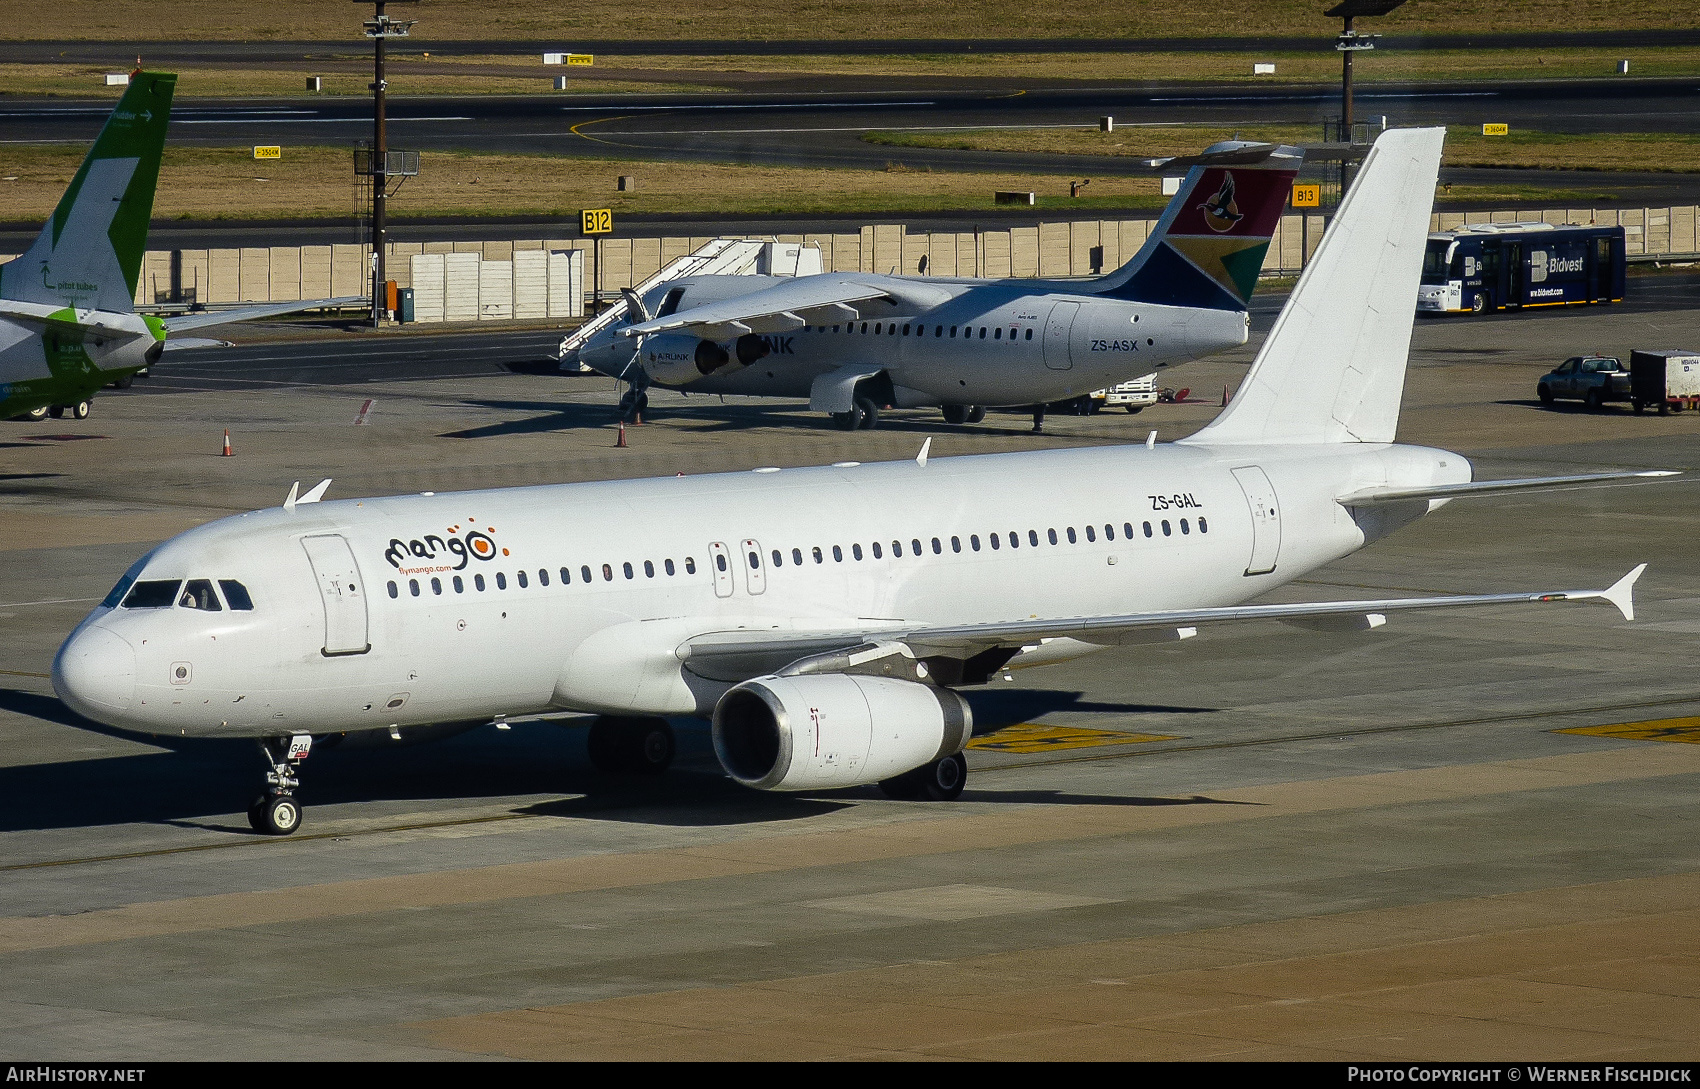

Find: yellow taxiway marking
<box><xmin>1558</xmin><ymin>717</ymin><xmax>1700</xmax><ymax>744</ymax></box>
<box><xmin>967</xmin><ymin>724</ymin><xmax>1178</xmax><ymax>754</ymax></box>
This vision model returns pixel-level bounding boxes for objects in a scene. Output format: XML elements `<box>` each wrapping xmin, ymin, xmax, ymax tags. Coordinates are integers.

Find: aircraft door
<box><xmin>1043</xmin><ymin>301</ymin><xmax>1078</xmax><ymax>370</ymax></box>
<box><xmin>740</xmin><ymin>538</ymin><xmax>767</xmax><ymax>595</ymax></box>
<box><xmin>300</xmin><ymin>534</ymin><xmax>371</xmax><ymax>655</ymax></box>
<box><xmin>708</xmin><ymin>541</ymin><xmax>735</xmax><ymax>598</ymax></box>
<box><xmin>1229</xmin><ymin>466</ymin><xmax>1282</xmax><ymax>576</ymax></box>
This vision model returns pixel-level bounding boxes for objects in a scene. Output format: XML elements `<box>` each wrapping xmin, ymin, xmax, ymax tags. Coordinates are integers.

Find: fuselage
<box><xmin>55</xmin><ymin>440</ymin><xmax>1468</xmax><ymax>741</ymax></box>
<box><xmin>0</xmin><ymin>311</ymin><xmax>159</xmax><ymax>417</ymax></box>
<box><xmin>578</xmin><ymin>273</ymin><xmax>1249</xmax><ymax>407</ymax></box>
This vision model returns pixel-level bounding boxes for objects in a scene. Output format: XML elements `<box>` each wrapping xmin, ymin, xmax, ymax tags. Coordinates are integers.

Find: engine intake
<box><xmin>712</xmin><ymin>674</ymin><xmax>971</xmax><ymax>791</ymax></box>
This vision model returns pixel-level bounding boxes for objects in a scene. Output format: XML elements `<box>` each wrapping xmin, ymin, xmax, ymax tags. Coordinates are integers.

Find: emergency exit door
<box><xmin>1043</xmin><ymin>301</ymin><xmax>1078</xmax><ymax>370</ymax></box>
<box><xmin>301</xmin><ymin>534</ymin><xmax>370</xmax><ymax>656</ymax></box>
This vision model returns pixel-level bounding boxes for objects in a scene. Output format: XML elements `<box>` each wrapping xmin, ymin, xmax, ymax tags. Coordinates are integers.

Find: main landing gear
<box><xmin>940</xmin><ymin>404</ymin><xmax>985</xmax><ymax>425</ymax></box>
<box><xmin>586</xmin><ymin>716</ymin><xmax>676</xmax><ymax>775</ymax></box>
<box><xmin>248</xmin><ymin>734</ymin><xmax>312</xmax><ymax>835</ymax></box>
<box><xmin>830</xmin><ymin>395</ymin><xmax>881</xmax><ymax>431</ymax></box>
<box><xmin>878</xmin><ymin>752</ymin><xmax>967</xmax><ymax>801</ymax></box>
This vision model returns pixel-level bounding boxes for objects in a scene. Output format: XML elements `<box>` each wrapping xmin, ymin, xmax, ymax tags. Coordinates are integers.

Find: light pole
<box><xmin>360</xmin><ymin>0</ymin><xmax>417</xmax><ymax>326</ymax></box>
<box><xmin>1324</xmin><ymin>0</ymin><xmax>1405</xmax><ymax>142</ymax></box>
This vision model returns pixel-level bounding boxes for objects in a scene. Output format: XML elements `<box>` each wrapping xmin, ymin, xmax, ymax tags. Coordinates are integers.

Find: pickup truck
<box><xmin>1536</xmin><ymin>356</ymin><xmax>1630</xmax><ymax>411</ymax></box>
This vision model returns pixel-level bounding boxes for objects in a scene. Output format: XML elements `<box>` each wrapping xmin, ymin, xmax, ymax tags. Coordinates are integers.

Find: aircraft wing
<box><xmin>161</xmin><ymin>296</ymin><xmax>367</xmax><ymax>333</ymax></box>
<box><xmin>620</xmin><ymin>275</ymin><xmax>952</xmax><ymax>340</ymax></box>
<box><xmin>677</xmin><ymin>566</ymin><xmax>1645</xmax><ymax>681</ymax></box>
<box><xmin>1338</xmin><ymin>471</ymin><xmax>1680</xmax><ymax>507</ymax></box>
<box><xmin>0</xmin><ymin>300</ymin><xmax>153</xmax><ymax>338</ymax></box>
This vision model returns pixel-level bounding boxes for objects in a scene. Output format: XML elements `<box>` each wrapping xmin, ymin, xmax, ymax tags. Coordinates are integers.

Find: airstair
<box><xmin>557</xmin><ymin>239</ymin><xmax>820</xmax><ymax>368</ymax></box>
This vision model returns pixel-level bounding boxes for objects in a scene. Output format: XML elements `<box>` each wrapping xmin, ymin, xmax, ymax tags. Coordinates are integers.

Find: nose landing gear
<box><xmin>249</xmin><ymin>734</ymin><xmax>312</xmax><ymax>835</ymax></box>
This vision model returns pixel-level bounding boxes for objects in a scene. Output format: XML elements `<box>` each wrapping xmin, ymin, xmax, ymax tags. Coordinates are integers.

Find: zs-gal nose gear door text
<box><xmin>1230</xmin><ymin>466</ymin><xmax>1282</xmax><ymax>576</ymax></box>
<box><xmin>301</xmin><ymin>534</ymin><xmax>370</xmax><ymax>655</ymax></box>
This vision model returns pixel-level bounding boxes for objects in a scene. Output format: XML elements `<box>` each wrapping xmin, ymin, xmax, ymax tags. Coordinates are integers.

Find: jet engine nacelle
<box><xmin>712</xmin><ymin>674</ymin><xmax>972</xmax><ymax>792</ymax></box>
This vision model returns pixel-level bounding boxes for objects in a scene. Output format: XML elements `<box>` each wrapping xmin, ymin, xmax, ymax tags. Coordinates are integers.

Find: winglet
<box><xmin>282</xmin><ymin>480</ymin><xmax>300</xmax><ymax>513</ymax></box>
<box><xmin>916</xmin><ymin>438</ymin><xmax>931</xmax><ymax>468</ymax></box>
<box><xmin>1602</xmin><ymin>563</ymin><xmax>1646</xmax><ymax>622</ymax></box>
<box><xmin>299</xmin><ymin>478</ymin><xmax>332</xmax><ymax>505</ymax></box>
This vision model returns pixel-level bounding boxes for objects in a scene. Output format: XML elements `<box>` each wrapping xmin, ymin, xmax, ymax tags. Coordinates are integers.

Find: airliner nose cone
<box><xmin>52</xmin><ymin>625</ymin><xmax>137</xmax><ymax>721</ymax></box>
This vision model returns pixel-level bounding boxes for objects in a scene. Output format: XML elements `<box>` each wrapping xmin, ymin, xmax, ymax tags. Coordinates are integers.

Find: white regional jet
<box><xmin>55</xmin><ymin>128</ymin><xmax>1672</xmax><ymax>836</ymax></box>
<box><xmin>573</xmin><ymin>142</ymin><xmax>1302</xmax><ymax>429</ymax></box>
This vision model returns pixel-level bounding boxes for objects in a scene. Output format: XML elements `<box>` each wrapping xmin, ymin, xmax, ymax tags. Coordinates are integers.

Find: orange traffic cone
<box><xmin>616</xmin><ymin>421</ymin><xmax>627</xmax><ymax>448</ymax></box>
<box><xmin>221</xmin><ymin>429</ymin><xmax>233</xmax><ymax>456</ymax></box>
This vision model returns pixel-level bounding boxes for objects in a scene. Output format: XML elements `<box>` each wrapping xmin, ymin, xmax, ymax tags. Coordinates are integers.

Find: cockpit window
<box><xmin>122</xmin><ymin>580</ymin><xmax>182</xmax><ymax>609</ymax></box>
<box><xmin>102</xmin><ymin>574</ymin><xmax>138</xmax><ymax>609</ymax></box>
<box><xmin>219</xmin><ymin>580</ymin><xmax>255</xmax><ymax>611</ymax></box>
<box><xmin>179</xmin><ymin>579</ymin><xmax>222</xmax><ymax>612</ymax></box>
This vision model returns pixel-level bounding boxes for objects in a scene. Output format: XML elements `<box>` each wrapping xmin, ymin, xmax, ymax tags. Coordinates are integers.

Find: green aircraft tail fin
<box><xmin>1</xmin><ymin>71</ymin><xmax>176</xmax><ymax>313</ymax></box>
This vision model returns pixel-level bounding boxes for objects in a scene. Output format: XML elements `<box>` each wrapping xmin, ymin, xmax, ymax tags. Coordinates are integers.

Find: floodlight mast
<box><xmin>1325</xmin><ymin>0</ymin><xmax>1405</xmax><ymax>135</ymax></box>
<box><xmin>360</xmin><ymin>0</ymin><xmax>417</xmax><ymax>326</ymax></box>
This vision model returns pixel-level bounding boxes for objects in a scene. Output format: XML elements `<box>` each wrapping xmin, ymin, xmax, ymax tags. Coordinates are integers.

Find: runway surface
<box><xmin>3</xmin><ymin>274</ymin><xmax>1698</xmax><ymax>1058</ymax></box>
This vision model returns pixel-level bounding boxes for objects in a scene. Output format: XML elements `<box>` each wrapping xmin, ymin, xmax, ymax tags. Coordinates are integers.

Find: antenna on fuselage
<box><xmin>916</xmin><ymin>438</ymin><xmax>931</xmax><ymax>467</ymax></box>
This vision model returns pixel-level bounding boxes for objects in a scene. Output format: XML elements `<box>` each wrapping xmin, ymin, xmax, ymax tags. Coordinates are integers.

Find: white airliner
<box><xmin>54</xmin><ymin>128</ymin><xmax>1671</xmax><ymax>836</ymax></box>
<box><xmin>572</xmin><ymin>142</ymin><xmax>1302</xmax><ymax>429</ymax></box>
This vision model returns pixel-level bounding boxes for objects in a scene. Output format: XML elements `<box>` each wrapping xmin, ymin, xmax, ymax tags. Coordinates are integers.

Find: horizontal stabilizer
<box><xmin>1339</xmin><ymin>470</ymin><xmax>1681</xmax><ymax>507</ymax></box>
<box><xmin>0</xmin><ymin>299</ymin><xmax>153</xmax><ymax>339</ymax></box>
<box><xmin>162</xmin><ymin>296</ymin><xmax>367</xmax><ymax>333</ymax></box>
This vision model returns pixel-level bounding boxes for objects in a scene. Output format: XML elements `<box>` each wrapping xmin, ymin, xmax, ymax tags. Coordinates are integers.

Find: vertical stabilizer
<box><xmin>1181</xmin><ymin>127</ymin><xmax>1445</xmax><ymax>446</ymax></box>
<box><xmin>1092</xmin><ymin>142</ymin><xmax>1302</xmax><ymax>311</ymax></box>
<box><xmin>1</xmin><ymin>72</ymin><xmax>176</xmax><ymax>313</ymax></box>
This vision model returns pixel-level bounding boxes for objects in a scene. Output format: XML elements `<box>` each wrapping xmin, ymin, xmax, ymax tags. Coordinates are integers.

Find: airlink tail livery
<box><xmin>55</xmin><ymin>129</ymin><xmax>1672</xmax><ymax>835</ymax></box>
<box><xmin>576</xmin><ymin>141</ymin><xmax>1302</xmax><ymax>429</ymax></box>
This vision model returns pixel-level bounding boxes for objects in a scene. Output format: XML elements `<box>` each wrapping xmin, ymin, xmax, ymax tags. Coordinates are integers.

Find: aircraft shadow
<box><xmin>958</xmin><ymin>789</ymin><xmax>1263</xmax><ymax>808</ymax></box>
<box><xmin>962</xmin><ymin>689</ymin><xmax>1218</xmax><ymax>732</ymax></box>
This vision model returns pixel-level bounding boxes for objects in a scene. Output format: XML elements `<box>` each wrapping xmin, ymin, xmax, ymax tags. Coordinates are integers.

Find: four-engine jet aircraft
<box><xmin>54</xmin><ymin>128</ymin><xmax>1673</xmax><ymax>836</ymax></box>
<box><xmin>574</xmin><ymin>142</ymin><xmax>1303</xmax><ymax>429</ymax></box>
<box><xmin>1</xmin><ymin>72</ymin><xmax>359</xmax><ymax>421</ymax></box>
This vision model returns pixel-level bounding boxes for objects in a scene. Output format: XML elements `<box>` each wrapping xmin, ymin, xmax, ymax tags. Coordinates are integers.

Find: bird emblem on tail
<box><xmin>1198</xmin><ymin>172</ymin><xmax>1244</xmax><ymax>232</ymax></box>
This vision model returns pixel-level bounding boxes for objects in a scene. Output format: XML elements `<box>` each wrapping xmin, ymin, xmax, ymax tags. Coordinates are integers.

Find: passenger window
<box><xmin>980</xmin><ymin>327</ymin><xmax>988</xmax><ymax>339</ymax></box>
<box><xmin>582</xmin><ymin>565</ymin><xmax>593</xmax><ymax>583</ymax></box>
<box><xmin>1162</xmin><ymin>521</ymin><xmax>1171</xmax><ymax>536</ymax></box>
<box><xmin>476</xmin><ymin>574</ymin><xmax>487</xmax><ymax>591</ymax></box>
<box><xmin>1085</xmin><ymin>526</ymin><xmax>1096</xmax><ymax>542</ymax></box>
<box><xmin>860</xmin><ymin>322</ymin><xmax>867</xmax><ymax>334</ymax></box>
<box><xmin>645</xmin><ymin>560</ymin><xmax>656</xmax><ymax>577</ymax></box>
<box><xmin>951</xmin><ymin>536</ymin><xmax>962</xmax><ymax>553</ymax></box>
<box><xmin>891</xmin><ymin>540</ymin><xmax>902</xmax><ymax>557</ymax></box>
<box><xmin>903</xmin><ymin>324</ymin><xmax>911</xmax><ymax>334</ymax></box>
<box><xmin>715</xmin><ymin>554</ymin><xmax>727</xmax><ymax>572</ymax></box>
<box><xmin>1067</xmin><ymin>527</ymin><xmax>1077</xmax><ymax>544</ymax></box>
<box><xmin>539</xmin><ymin>569</ymin><xmax>550</xmax><ymax>586</ymax></box>
<box><xmin>387</xmin><ymin>581</ymin><xmax>399</xmax><ymax>599</ymax></box>
<box><xmin>935</xmin><ymin>326</ymin><xmax>943</xmax><ymax>337</ymax></box>
<box><xmin>602</xmin><ymin>564</ymin><xmax>613</xmax><ymax>581</ymax></box>
<box><xmin>852</xmin><ymin>544</ymin><xmax>863</xmax><ymax>560</ymax></box>
<box><xmin>1105</xmin><ymin>524</ymin><xmax>1115</xmax><ymax>541</ymax></box>
<box><xmin>517</xmin><ymin>571</ymin><xmax>528</xmax><ymax>588</ymax></box>
<box><xmin>932</xmin><ymin>537</ymin><xmax>942</xmax><ymax>554</ymax></box>
<box><xmin>833</xmin><ymin>545</ymin><xmax>843</xmax><ymax>562</ymax></box>
<box><xmin>950</xmin><ymin>326</ymin><xmax>957</xmax><ymax>337</ymax></box>
<box><xmin>913</xmin><ymin>538</ymin><xmax>923</xmax><ymax>555</ymax></box>
<box><xmin>995</xmin><ymin>328</ymin><xmax>1002</xmax><ymax>340</ymax></box>
<box><xmin>432</xmin><ymin>577</ymin><xmax>443</xmax><ymax>595</ymax></box>
<box><xmin>454</xmin><ymin>576</ymin><xmax>464</xmax><ymax>593</ymax></box>
<box><xmin>1144</xmin><ymin>521</ymin><xmax>1153</xmax><ymax>538</ymax></box>
<box><xmin>772</xmin><ymin>549</ymin><xmax>783</xmax><ymax>567</ymax></box>
<box><xmin>747</xmin><ymin>550</ymin><xmax>759</xmax><ymax>568</ymax></box>
<box><xmin>813</xmin><ymin>546</ymin><xmax>824</xmax><ymax>564</ymax></box>
<box><xmin>1008</xmin><ymin>531</ymin><xmax>1019</xmax><ymax>548</ymax></box>
<box><xmin>1047</xmin><ymin>529</ymin><xmax>1058</xmax><ymax>545</ymax></box>
<box><xmin>623</xmin><ymin>563</ymin><xmax>634</xmax><ymax>579</ymax></box>
<box><xmin>1028</xmin><ymin>530</ymin><xmax>1038</xmax><ymax>546</ymax></box>
<box><xmin>685</xmin><ymin>557</ymin><xmax>697</xmax><ymax>574</ymax></box>
<box><xmin>408</xmin><ymin>579</ymin><xmax>420</xmax><ymax>598</ymax></box>
<box><xmin>666</xmin><ymin>558</ymin><xmax>676</xmax><ymax>575</ymax></box>
<box><xmin>496</xmin><ymin>572</ymin><xmax>508</xmax><ymax>590</ymax></box>
<box><xmin>1124</xmin><ymin>523</ymin><xmax>1134</xmax><ymax>539</ymax></box>
<box><xmin>988</xmin><ymin>533</ymin><xmax>999</xmax><ymax>550</ymax></box>
<box><xmin>1199</xmin><ymin>517</ymin><xmax>1209</xmax><ymax>533</ymax></box>
<box><xmin>219</xmin><ymin>580</ymin><xmax>255</xmax><ymax>610</ymax></box>
<box><xmin>122</xmin><ymin>580</ymin><xmax>182</xmax><ymax>609</ymax></box>
<box><xmin>872</xmin><ymin>541</ymin><xmax>882</xmax><ymax>558</ymax></box>
<box><xmin>181</xmin><ymin>580</ymin><xmax>223</xmax><ymax>610</ymax></box>
<box><xmin>1181</xmin><ymin>519</ymin><xmax>1190</xmax><ymax>535</ymax></box>
<box><xmin>1025</xmin><ymin>329</ymin><xmax>1033</xmax><ymax>340</ymax></box>
<box><xmin>560</xmin><ymin>567</ymin><xmax>570</xmax><ymax>584</ymax></box>
<box><xmin>791</xmin><ymin>548</ymin><xmax>802</xmax><ymax>565</ymax></box>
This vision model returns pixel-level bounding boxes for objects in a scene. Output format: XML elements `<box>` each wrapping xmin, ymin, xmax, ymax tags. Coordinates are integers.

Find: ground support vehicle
<box><xmin>1630</xmin><ymin>350</ymin><xmax>1700</xmax><ymax>415</ymax></box>
<box><xmin>1418</xmin><ymin>223</ymin><xmax>1625</xmax><ymax>315</ymax></box>
<box><xmin>1537</xmin><ymin>357</ymin><xmax>1630</xmax><ymax>410</ymax></box>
